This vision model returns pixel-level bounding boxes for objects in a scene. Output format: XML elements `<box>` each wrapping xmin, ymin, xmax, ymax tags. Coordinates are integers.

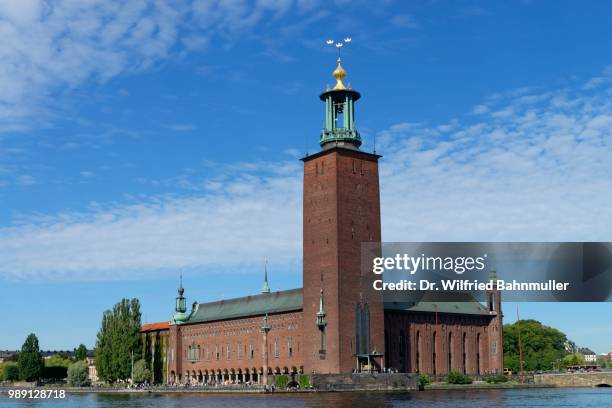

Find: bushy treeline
<box><xmin>0</xmin><ymin>335</ymin><xmax>91</xmax><ymax>383</ymax></box>
<box><xmin>503</xmin><ymin>319</ymin><xmax>569</xmax><ymax>372</ymax></box>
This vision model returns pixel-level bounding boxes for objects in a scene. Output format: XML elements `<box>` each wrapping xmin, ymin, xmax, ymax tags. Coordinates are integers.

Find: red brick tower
<box><xmin>302</xmin><ymin>46</ymin><xmax>385</xmax><ymax>374</ymax></box>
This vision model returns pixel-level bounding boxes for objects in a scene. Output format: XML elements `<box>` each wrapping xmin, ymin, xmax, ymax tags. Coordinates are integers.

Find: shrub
<box><xmin>298</xmin><ymin>374</ymin><xmax>311</xmax><ymax>388</ymax></box>
<box><xmin>67</xmin><ymin>361</ymin><xmax>90</xmax><ymax>386</ymax></box>
<box><xmin>485</xmin><ymin>375</ymin><xmax>509</xmax><ymax>384</ymax></box>
<box><xmin>132</xmin><ymin>359</ymin><xmax>151</xmax><ymax>384</ymax></box>
<box><xmin>275</xmin><ymin>374</ymin><xmax>288</xmax><ymax>388</ymax></box>
<box><xmin>446</xmin><ymin>371</ymin><xmax>473</xmax><ymax>384</ymax></box>
<box><xmin>418</xmin><ymin>374</ymin><xmax>431</xmax><ymax>387</ymax></box>
<box><xmin>43</xmin><ymin>365</ymin><xmax>68</xmax><ymax>381</ymax></box>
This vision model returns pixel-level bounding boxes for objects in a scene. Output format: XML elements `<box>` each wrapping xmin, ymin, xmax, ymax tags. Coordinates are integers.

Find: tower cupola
<box><xmin>320</xmin><ymin>38</ymin><xmax>361</xmax><ymax>150</ymax></box>
<box><xmin>171</xmin><ymin>273</ymin><xmax>189</xmax><ymax>324</ymax></box>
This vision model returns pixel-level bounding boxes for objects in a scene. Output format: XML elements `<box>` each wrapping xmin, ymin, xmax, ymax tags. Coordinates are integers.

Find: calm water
<box><xmin>0</xmin><ymin>388</ymin><xmax>610</xmax><ymax>408</ymax></box>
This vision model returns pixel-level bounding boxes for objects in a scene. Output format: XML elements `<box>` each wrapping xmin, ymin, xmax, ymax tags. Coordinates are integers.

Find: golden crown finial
<box><xmin>332</xmin><ymin>58</ymin><xmax>347</xmax><ymax>90</ymax></box>
<box><xmin>326</xmin><ymin>37</ymin><xmax>352</xmax><ymax>91</ymax></box>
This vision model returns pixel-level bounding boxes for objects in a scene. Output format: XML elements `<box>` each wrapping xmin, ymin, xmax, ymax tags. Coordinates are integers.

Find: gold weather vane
<box><xmin>326</xmin><ymin>37</ymin><xmax>352</xmax><ymax>90</ymax></box>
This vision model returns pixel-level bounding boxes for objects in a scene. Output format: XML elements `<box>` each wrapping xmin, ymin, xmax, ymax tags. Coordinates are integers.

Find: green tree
<box><xmin>17</xmin><ymin>334</ymin><xmax>44</xmax><ymax>382</ymax></box>
<box><xmin>67</xmin><ymin>361</ymin><xmax>89</xmax><ymax>386</ymax></box>
<box><xmin>74</xmin><ymin>344</ymin><xmax>88</xmax><ymax>361</ymax></box>
<box><xmin>132</xmin><ymin>359</ymin><xmax>150</xmax><ymax>384</ymax></box>
<box><xmin>95</xmin><ymin>298</ymin><xmax>143</xmax><ymax>382</ymax></box>
<box><xmin>503</xmin><ymin>319</ymin><xmax>568</xmax><ymax>372</ymax></box>
<box><xmin>1</xmin><ymin>363</ymin><xmax>19</xmax><ymax>381</ymax></box>
<box><xmin>42</xmin><ymin>355</ymin><xmax>71</xmax><ymax>380</ymax></box>
<box><xmin>561</xmin><ymin>352</ymin><xmax>585</xmax><ymax>367</ymax></box>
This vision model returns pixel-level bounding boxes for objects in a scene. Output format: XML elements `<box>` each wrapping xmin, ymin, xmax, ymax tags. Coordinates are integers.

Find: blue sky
<box><xmin>0</xmin><ymin>1</ymin><xmax>611</xmax><ymax>354</ymax></box>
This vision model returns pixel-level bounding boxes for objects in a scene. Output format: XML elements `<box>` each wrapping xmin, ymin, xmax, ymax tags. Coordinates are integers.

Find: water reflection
<box><xmin>0</xmin><ymin>388</ymin><xmax>610</xmax><ymax>408</ymax></box>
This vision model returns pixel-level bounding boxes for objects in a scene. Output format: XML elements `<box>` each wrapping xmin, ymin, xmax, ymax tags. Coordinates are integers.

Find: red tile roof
<box><xmin>141</xmin><ymin>321</ymin><xmax>170</xmax><ymax>332</ymax></box>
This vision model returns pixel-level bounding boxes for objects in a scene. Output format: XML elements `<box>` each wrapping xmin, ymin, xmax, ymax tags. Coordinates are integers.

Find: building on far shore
<box><xmin>86</xmin><ymin>356</ymin><xmax>98</xmax><ymax>384</ymax></box>
<box><xmin>142</xmin><ymin>53</ymin><xmax>504</xmax><ymax>385</ymax></box>
<box><xmin>0</xmin><ymin>351</ymin><xmax>18</xmax><ymax>363</ymax></box>
<box><xmin>578</xmin><ymin>347</ymin><xmax>597</xmax><ymax>363</ymax></box>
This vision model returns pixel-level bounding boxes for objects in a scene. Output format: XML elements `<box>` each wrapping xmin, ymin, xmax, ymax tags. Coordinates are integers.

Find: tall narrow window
<box><xmin>362</xmin><ymin>304</ymin><xmax>370</xmax><ymax>354</ymax></box>
<box><xmin>448</xmin><ymin>333</ymin><xmax>453</xmax><ymax>373</ymax></box>
<box><xmin>274</xmin><ymin>337</ymin><xmax>279</xmax><ymax>358</ymax></box>
<box><xmin>226</xmin><ymin>344</ymin><xmax>230</xmax><ymax>360</ymax></box>
<box><xmin>462</xmin><ymin>333</ymin><xmax>467</xmax><ymax>374</ymax></box>
<box><xmin>416</xmin><ymin>331</ymin><xmax>421</xmax><ymax>373</ymax></box>
<box><xmin>288</xmin><ymin>337</ymin><xmax>293</xmax><ymax>358</ymax></box>
<box><xmin>320</xmin><ymin>330</ymin><xmax>326</xmax><ymax>352</ymax></box>
<box><xmin>399</xmin><ymin>330</ymin><xmax>406</xmax><ymax>372</ymax></box>
<box><xmin>384</xmin><ymin>331</ymin><xmax>390</xmax><ymax>369</ymax></box>
<box><xmin>249</xmin><ymin>343</ymin><xmax>254</xmax><ymax>359</ymax></box>
<box><xmin>237</xmin><ymin>343</ymin><xmax>243</xmax><ymax>360</ymax></box>
<box><xmin>432</xmin><ymin>331</ymin><xmax>437</xmax><ymax>376</ymax></box>
<box><xmin>476</xmin><ymin>334</ymin><xmax>481</xmax><ymax>375</ymax></box>
<box><xmin>355</xmin><ymin>304</ymin><xmax>362</xmax><ymax>354</ymax></box>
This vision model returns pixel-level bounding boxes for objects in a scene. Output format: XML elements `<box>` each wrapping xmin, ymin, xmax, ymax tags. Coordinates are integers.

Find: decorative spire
<box><xmin>178</xmin><ymin>271</ymin><xmax>184</xmax><ymax>296</ymax></box>
<box><xmin>326</xmin><ymin>37</ymin><xmax>352</xmax><ymax>91</ymax></box>
<box><xmin>262</xmin><ymin>259</ymin><xmax>271</xmax><ymax>294</ymax></box>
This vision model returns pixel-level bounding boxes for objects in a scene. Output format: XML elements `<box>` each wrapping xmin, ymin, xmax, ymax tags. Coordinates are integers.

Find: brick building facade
<box><xmin>142</xmin><ymin>54</ymin><xmax>503</xmax><ymax>385</ymax></box>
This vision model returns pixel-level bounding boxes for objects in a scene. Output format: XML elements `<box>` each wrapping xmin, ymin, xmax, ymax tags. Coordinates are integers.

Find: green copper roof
<box><xmin>185</xmin><ymin>288</ymin><xmax>303</xmax><ymax>324</ymax></box>
<box><xmin>177</xmin><ymin>286</ymin><xmax>491</xmax><ymax>325</ymax></box>
<box><xmin>384</xmin><ymin>291</ymin><xmax>494</xmax><ymax>316</ymax></box>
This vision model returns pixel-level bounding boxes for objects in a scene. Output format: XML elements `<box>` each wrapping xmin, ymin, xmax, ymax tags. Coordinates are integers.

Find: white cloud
<box><xmin>166</xmin><ymin>124</ymin><xmax>197</xmax><ymax>132</ymax></box>
<box><xmin>390</xmin><ymin>14</ymin><xmax>419</xmax><ymax>29</ymax></box>
<box><xmin>16</xmin><ymin>175</ymin><xmax>36</xmax><ymax>186</ymax></box>
<box><xmin>1</xmin><ymin>70</ymin><xmax>612</xmax><ymax>281</ymax></box>
<box><xmin>471</xmin><ymin>104</ymin><xmax>489</xmax><ymax>115</ymax></box>
<box><xmin>0</xmin><ymin>0</ymin><xmax>306</xmax><ymax>134</ymax></box>
<box><xmin>0</xmin><ymin>168</ymin><xmax>302</xmax><ymax>281</ymax></box>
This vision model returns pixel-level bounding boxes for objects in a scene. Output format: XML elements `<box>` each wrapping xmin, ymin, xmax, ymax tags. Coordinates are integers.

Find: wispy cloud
<box><xmin>165</xmin><ymin>124</ymin><xmax>197</xmax><ymax>132</ymax></box>
<box><xmin>390</xmin><ymin>14</ymin><xmax>419</xmax><ymax>29</ymax></box>
<box><xmin>1</xmin><ymin>69</ymin><xmax>612</xmax><ymax>281</ymax></box>
<box><xmin>0</xmin><ymin>0</ymin><xmax>314</xmax><ymax>134</ymax></box>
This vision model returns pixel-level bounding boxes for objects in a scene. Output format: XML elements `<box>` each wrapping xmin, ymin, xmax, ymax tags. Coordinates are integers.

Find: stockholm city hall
<box><xmin>141</xmin><ymin>49</ymin><xmax>504</xmax><ymax>385</ymax></box>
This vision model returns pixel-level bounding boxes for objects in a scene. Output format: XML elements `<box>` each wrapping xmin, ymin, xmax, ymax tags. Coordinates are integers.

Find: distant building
<box><xmin>578</xmin><ymin>348</ymin><xmax>597</xmax><ymax>363</ymax></box>
<box><xmin>0</xmin><ymin>351</ymin><xmax>18</xmax><ymax>362</ymax></box>
<box><xmin>86</xmin><ymin>357</ymin><xmax>98</xmax><ymax>383</ymax></box>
